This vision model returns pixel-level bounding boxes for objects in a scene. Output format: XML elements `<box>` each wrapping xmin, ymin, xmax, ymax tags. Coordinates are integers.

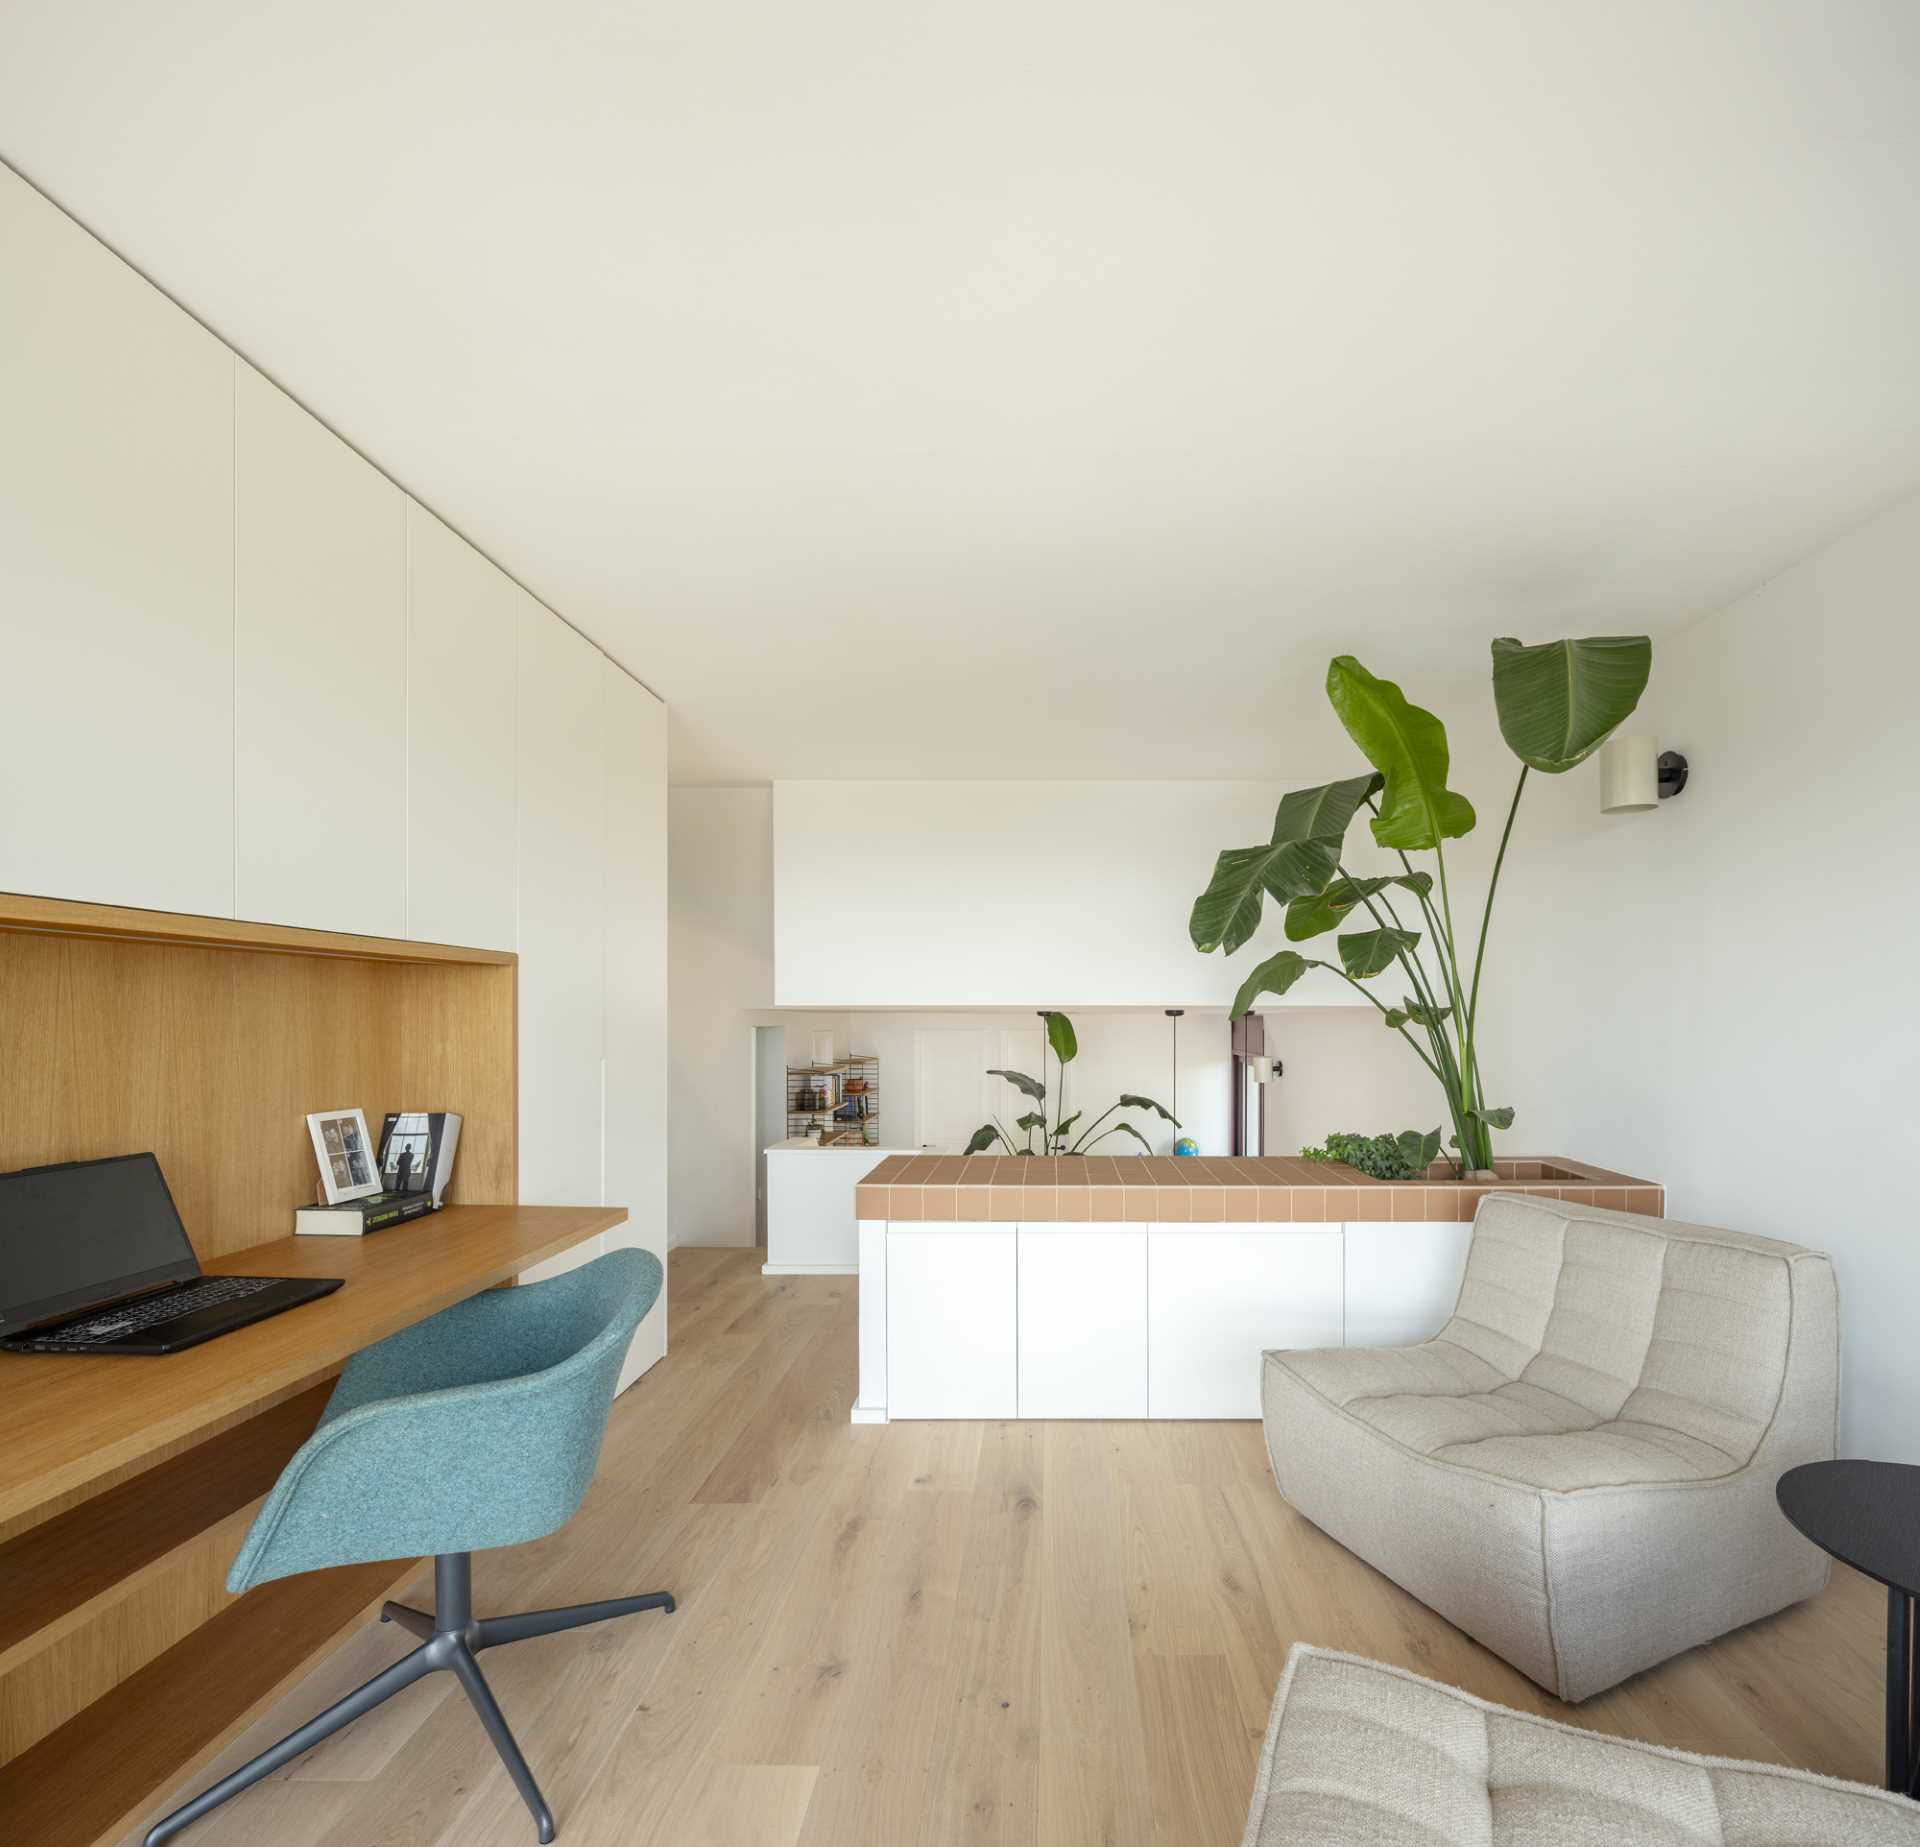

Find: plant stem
<box><xmin>1466</xmin><ymin>766</ymin><xmax>1527</xmax><ymax>1043</ymax></box>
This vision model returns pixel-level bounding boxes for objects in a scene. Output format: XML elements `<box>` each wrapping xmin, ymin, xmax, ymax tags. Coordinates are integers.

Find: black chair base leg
<box><xmin>380</xmin><ymin>1600</ymin><xmax>436</xmax><ymax>1639</ymax></box>
<box><xmin>142</xmin><ymin>1554</ymin><xmax>675</xmax><ymax>1847</ymax></box>
<box><xmin>144</xmin><ymin>1644</ymin><xmax>435</xmax><ymax>1845</ymax></box>
<box><xmin>451</xmin><ymin>1644</ymin><xmax>557</xmax><ymax>1843</ymax></box>
<box><xmin>474</xmin><ymin>1589</ymin><xmax>676</xmax><ymax>1651</ymax></box>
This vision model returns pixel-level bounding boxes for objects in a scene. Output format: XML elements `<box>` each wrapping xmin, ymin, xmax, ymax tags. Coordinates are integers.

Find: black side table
<box><xmin>1778</xmin><ymin>1459</ymin><xmax>1920</xmax><ymax>1794</ymax></box>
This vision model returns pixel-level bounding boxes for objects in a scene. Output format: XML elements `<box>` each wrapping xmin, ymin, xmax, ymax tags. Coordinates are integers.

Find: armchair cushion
<box><xmin>1262</xmin><ymin>1197</ymin><xmax>1838</xmax><ymax>1700</ymax></box>
<box><xmin>1242</xmin><ymin>1646</ymin><xmax>1920</xmax><ymax>1846</ymax></box>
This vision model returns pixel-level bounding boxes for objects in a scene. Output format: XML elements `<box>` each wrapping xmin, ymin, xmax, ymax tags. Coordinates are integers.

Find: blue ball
<box><xmin>1173</xmin><ymin>1137</ymin><xmax>1199</xmax><ymax>1158</ymax></box>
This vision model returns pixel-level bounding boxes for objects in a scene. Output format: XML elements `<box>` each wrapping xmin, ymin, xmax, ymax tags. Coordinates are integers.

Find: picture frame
<box><xmin>306</xmin><ymin>1107</ymin><xmax>382</xmax><ymax>1204</ymax></box>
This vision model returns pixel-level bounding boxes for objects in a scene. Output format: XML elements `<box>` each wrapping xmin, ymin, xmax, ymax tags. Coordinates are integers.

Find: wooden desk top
<box><xmin>0</xmin><ymin>1202</ymin><xmax>623</xmax><ymax>1526</ymax></box>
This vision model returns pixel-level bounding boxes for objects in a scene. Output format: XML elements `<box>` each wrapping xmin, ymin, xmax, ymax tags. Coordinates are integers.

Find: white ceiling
<box><xmin>6</xmin><ymin>1</ymin><xmax>1919</xmax><ymax>781</ymax></box>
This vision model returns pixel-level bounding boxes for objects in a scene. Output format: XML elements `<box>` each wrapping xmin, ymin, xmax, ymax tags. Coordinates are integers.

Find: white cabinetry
<box><xmin>888</xmin><ymin>1224</ymin><xmax>1017</xmax><ymax>1417</ymax></box>
<box><xmin>404</xmin><ymin>503</ymin><xmax>518</xmax><ymax>951</ymax></box>
<box><xmin>514</xmin><ymin>598</ymin><xmax>606</xmax><ymax>1280</ymax></box>
<box><xmin>1342</xmin><ymin>1220</ymin><xmax>1473</xmax><ymax>1351</ymax></box>
<box><xmin>1146</xmin><ymin>1226</ymin><xmax>1343</xmax><ymax>1418</ymax></box>
<box><xmin>603</xmin><ymin>656</ymin><xmax>669</xmax><ymax>1386</ymax></box>
<box><xmin>233</xmin><ymin>365</ymin><xmax>407</xmax><ymax>936</ymax></box>
<box><xmin>0</xmin><ymin>175</ymin><xmax>235</xmax><ymax>917</ymax></box>
<box><xmin>1017</xmin><ymin>1223</ymin><xmax>1147</xmax><ymax>1417</ymax></box>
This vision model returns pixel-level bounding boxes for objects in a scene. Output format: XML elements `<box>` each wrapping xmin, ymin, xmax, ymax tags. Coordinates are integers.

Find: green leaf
<box><xmin>1228</xmin><ymin>949</ymin><xmax>1321</xmax><ymax>1020</ymax></box>
<box><xmin>1394</xmin><ymin>1127</ymin><xmax>1443</xmax><ymax>1173</ymax></box>
<box><xmin>1491</xmin><ymin>635</ymin><xmax>1652</xmax><ymax>774</ymax></box>
<box><xmin>1337</xmin><ymin>926</ymin><xmax>1420</xmax><ymax>979</ymax></box>
<box><xmin>1053</xmin><ymin>1110</ymin><xmax>1083</xmax><ymax>1142</ymax></box>
<box><xmin>1188</xmin><ymin>774</ymin><xmax>1382</xmax><ymax>955</ymax></box>
<box><xmin>1014</xmin><ymin>1111</ymin><xmax>1048</xmax><ymax>1133</ymax></box>
<box><xmin>1119</xmin><ymin>1093</ymin><xmax>1179</xmax><ymax>1126</ymax></box>
<box><xmin>1383</xmin><ymin>995</ymin><xmax>1452</xmax><ymax>1029</ymax></box>
<box><xmin>1106</xmin><ymin>1120</ymin><xmax>1154</xmax><ymax>1152</ymax></box>
<box><xmin>1285</xmin><ymin>872</ymin><xmax>1432</xmax><ymax>942</ymax></box>
<box><xmin>1043</xmin><ymin>1010</ymin><xmax>1078</xmax><ymax>1066</ymax></box>
<box><xmin>987</xmin><ymin>1068</ymin><xmax>1046</xmax><ymax>1104</ymax></box>
<box><xmin>1469</xmin><ymin>1105</ymin><xmax>1515</xmax><ymax>1130</ymax></box>
<box><xmin>963</xmin><ymin>1124</ymin><xmax>1006</xmax><ymax>1155</ymax></box>
<box><xmin>1326</xmin><ymin>657</ymin><xmax>1476</xmax><ymax>851</ymax></box>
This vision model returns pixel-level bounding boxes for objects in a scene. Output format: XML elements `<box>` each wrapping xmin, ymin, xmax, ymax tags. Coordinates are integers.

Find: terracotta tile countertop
<box><xmin>855</xmin><ymin>1155</ymin><xmax>1663</xmax><ymax>1225</ymax></box>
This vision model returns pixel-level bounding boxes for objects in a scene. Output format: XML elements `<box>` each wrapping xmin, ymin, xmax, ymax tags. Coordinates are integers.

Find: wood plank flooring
<box><xmin>126</xmin><ymin>1247</ymin><xmax>1889</xmax><ymax>1847</ymax></box>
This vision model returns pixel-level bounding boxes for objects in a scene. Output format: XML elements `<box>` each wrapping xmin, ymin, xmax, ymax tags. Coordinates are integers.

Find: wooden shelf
<box><xmin>0</xmin><ymin>1204</ymin><xmax>626</xmax><ymax>1528</ymax></box>
<box><xmin>0</xmin><ymin>1553</ymin><xmax>421</xmax><ymax>1847</ymax></box>
<box><xmin>0</xmin><ymin>889</ymin><xmax>516</xmax><ymax>966</ymax></box>
<box><xmin>0</xmin><ymin>1385</ymin><xmax>329</xmax><ymax>1678</ymax></box>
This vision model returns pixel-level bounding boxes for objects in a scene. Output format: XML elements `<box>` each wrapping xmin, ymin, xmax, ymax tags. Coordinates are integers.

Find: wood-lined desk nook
<box><xmin>0</xmin><ymin>894</ymin><xmax>616</xmax><ymax>1847</ymax></box>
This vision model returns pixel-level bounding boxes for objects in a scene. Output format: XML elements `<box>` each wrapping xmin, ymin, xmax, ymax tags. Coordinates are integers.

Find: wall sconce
<box><xmin>1248</xmin><ymin>1054</ymin><xmax>1275</xmax><ymax>1085</ymax></box>
<box><xmin>1600</xmin><ymin>736</ymin><xmax>1689</xmax><ymax>814</ymax></box>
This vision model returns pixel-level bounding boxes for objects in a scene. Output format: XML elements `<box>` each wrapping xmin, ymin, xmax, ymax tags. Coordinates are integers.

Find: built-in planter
<box><xmin>854</xmin><ymin>1153</ymin><xmax>1663</xmax><ymax>1223</ymax></box>
<box><xmin>851</xmin><ymin>1154</ymin><xmax>1663</xmax><ymax>1425</ymax></box>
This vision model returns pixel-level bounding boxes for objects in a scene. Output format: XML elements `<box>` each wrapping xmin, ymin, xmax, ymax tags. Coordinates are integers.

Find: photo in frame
<box><xmin>306</xmin><ymin>1107</ymin><xmax>382</xmax><ymax>1204</ymax></box>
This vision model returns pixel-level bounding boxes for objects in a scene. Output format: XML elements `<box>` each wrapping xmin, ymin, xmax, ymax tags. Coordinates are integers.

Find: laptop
<box><xmin>0</xmin><ymin>1153</ymin><xmax>343</xmax><ymax>1354</ymax></box>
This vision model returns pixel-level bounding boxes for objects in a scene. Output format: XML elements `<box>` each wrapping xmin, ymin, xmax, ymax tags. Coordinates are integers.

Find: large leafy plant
<box><xmin>964</xmin><ymin>1010</ymin><xmax>1179</xmax><ymax>1155</ymax></box>
<box><xmin>1190</xmin><ymin>636</ymin><xmax>1651</xmax><ymax>1176</ymax></box>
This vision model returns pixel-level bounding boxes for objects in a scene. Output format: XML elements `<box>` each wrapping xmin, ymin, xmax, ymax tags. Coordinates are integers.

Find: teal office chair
<box><xmin>145</xmin><ymin>1246</ymin><xmax>670</xmax><ymax>1846</ymax></box>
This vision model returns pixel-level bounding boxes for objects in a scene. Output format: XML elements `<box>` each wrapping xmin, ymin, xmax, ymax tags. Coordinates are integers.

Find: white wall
<box><xmin>774</xmin><ymin>780</ymin><xmax>1373</xmax><ymax>1009</ymax></box>
<box><xmin>0</xmin><ymin>166</ymin><xmax>670</xmax><ymax>1378</ymax></box>
<box><xmin>1483</xmin><ymin>488</ymin><xmax>1920</xmax><ymax>1459</ymax></box>
<box><xmin>669</xmin><ymin>787</ymin><xmax>775</xmax><ymax>1246</ymax></box>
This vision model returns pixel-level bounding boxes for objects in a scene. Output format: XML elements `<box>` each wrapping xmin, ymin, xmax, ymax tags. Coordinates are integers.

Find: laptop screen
<box><xmin>0</xmin><ymin>1154</ymin><xmax>201</xmax><ymax>1336</ymax></box>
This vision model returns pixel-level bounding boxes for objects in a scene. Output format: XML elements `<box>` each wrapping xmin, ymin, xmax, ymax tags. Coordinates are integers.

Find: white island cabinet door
<box><xmin>603</xmin><ymin>655</ymin><xmax>669</xmax><ymax>1389</ymax></box>
<box><xmin>514</xmin><ymin>597</ymin><xmax>606</xmax><ymax>1283</ymax></box>
<box><xmin>1017</xmin><ymin>1223</ymin><xmax>1146</xmax><ymax>1417</ymax></box>
<box><xmin>404</xmin><ymin>502</ymin><xmax>519</xmax><ymax>951</ymax></box>
<box><xmin>234</xmin><ymin>363</ymin><xmax>407</xmax><ymax>936</ymax></box>
<box><xmin>0</xmin><ymin>172</ymin><xmax>235</xmax><ymax>917</ymax></box>
<box><xmin>1342</xmin><ymin>1220</ymin><xmax>1474</xmax><ymax>1351</ymax></box>
<box><xmin>887</xmin><ymin>1224</ymin><xmax>1016</xmax><ymax>1418</ymax></box>
<box><xmin>1148</xmin><ymin>1226</ymin><xmax>1343</xmax><ymax>1418</ymax></box>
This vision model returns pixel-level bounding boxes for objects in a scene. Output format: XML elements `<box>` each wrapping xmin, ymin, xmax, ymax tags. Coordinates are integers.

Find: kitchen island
<box><xmin>850</xmin><ymin>1154</ymin><xmax>1663</xmax><ymax>1422</ymax></box>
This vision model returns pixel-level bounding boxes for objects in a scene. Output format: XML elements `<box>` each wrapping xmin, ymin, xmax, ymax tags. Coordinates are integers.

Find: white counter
<box><xmin>764</xmin><ymin>1144</ymin><xmax>916</xmax><ymax>1274</ymax></box>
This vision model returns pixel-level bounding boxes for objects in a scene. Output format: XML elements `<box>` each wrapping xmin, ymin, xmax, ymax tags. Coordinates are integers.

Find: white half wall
<box><xmin>773</xmin><ymin>779</ymin><xmax>1369</xmax><ymax>1009</ymax></box>
<box><xmin>1482</xmin><ymin>487</ymin><xmax>1920</xmax><ymax>1460</ymax></box>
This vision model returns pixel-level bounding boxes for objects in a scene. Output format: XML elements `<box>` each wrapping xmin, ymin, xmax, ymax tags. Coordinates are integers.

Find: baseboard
<box><xmin>849</xmin><ymin>1404</ymin><xmax>888</xmax><ymax>1424</ymax></box>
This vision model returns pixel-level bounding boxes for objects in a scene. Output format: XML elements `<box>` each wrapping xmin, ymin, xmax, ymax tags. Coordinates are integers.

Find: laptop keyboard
<box><xmin>37</xmin><ymin>1275</ymin><xmax>280</xmax><ymax>1347</ymax></box>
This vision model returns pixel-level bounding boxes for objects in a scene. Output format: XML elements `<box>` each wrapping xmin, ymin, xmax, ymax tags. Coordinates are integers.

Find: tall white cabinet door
<box><xmin>1343</xmin><ymin>1220</ymin><xmax>1474</xmax><ymax>1350</ymax></box>
<box><xmin>888</xmin><ymin>1225</ymin><xmax>1017</xmax><ymax>1417</ymax></box>
<box><xmin>404</xmin><ymin>503</ymin><xmax>518</xmax><ymax>950</ymax></box>
<box><xmin>515</xmin><ymin>598</ymin><xmax>607</xmax><ymax>1281</ymax></box>
<box><xmin>1148</xmin><ymin>1226</ymin><xmax>1343</xmax><ymax>1418</ymax></box>
<box><xmin>0</xmin><ymin>171</ymin><xmax>235</xmax><ymax>916</ymax></box>
<box><xmin>602</xmin><ymin>656</ymin><xmax>669</xmax><ymax>1388</ymax></box>
<box><xmin>1018</xmin><ymin>1223</ymin><xmax>1147</xmax><ymax>1417</ymax></box>
<box><xmin>233</xmin><ymin>364</ymin><xmax>406</xmax><ymax>935</ymax></box>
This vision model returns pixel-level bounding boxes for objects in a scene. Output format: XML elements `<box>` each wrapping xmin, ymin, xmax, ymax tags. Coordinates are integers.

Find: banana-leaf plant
<box><xmin>1190</xmin><ymin>636</ymin><xmax>1652</xmax><ymax>1177</ymax></box>
<box><xmin>964</xmin><ymin>1009</ymin><xmax>1179</xmax><ymax>1155</ymax></box>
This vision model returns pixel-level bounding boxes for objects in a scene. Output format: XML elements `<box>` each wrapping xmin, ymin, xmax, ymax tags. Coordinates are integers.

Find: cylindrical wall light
<box><xmin>1248</xmin><ymin>1054</ymin><xmax>1274</xmax><ymax>1084</ymax></box>
<box><xmin>1600</xmin><ymin>735</ymin><xmax>1659</xmax><ymax>812</ymax></box>
<box><xmin>1600</xmin><ymin>736</ymin><xmax>1689</xmax><ymax>813</ymax></box>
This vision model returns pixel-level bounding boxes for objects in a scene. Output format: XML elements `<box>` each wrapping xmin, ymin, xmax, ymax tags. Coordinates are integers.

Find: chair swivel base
<box><xmin>144</xmin><ymin>1552</ymin><xmax>674</xmax><ymax>1846</ymax></box>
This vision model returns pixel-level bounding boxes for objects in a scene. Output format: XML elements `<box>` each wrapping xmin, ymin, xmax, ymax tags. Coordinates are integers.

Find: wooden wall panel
<box><xmin>395</xmin><ymin>961</ymin><xmax>517</xmax><ymax>1206</ymax></box>
<box><xmin>0</xmin><ymin>932</ymin><xmax>513</xmax><ymax>1260</ymax></box>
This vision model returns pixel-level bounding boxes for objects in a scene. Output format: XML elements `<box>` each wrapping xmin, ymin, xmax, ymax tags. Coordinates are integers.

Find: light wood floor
<box><xmin>133</xmin><ymin>1246</ymin><xmax>1888</xmax><ymax>1847</ymax></box>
